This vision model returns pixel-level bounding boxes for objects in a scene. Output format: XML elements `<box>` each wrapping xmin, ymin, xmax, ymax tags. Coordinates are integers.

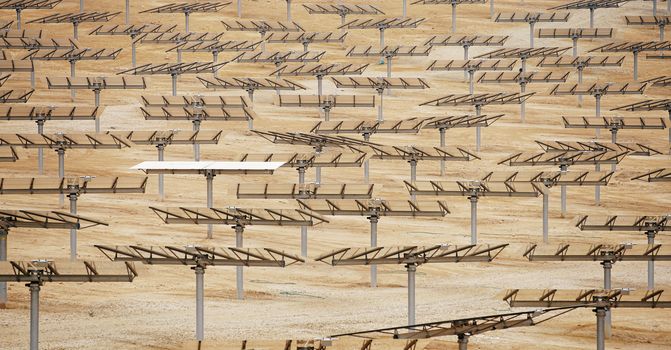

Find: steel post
<box><xmin>595</xmin><ymin>94</ymin><xmax>601</xmax><ymax>138</ymax></box>
<box><xmin>247</xmin><ymin>89</ymin><xmax>254</xmax><ymax>102</ymax></box>
<box><xmin>29</xmin><ymin>282</ymin><xmax>40</xmax><ymax>350</ymax></box>
<box><xmin>206</xmin><ymin>171</ymin><xmax>214</xmax><ymax>239</ymax></box>
<box><xmin>406</xmin><ymin>264</ymin><xmax>416</xmax><ymax>326</ymax></box>
<box><xmin>379</xmin><ymin>29</ymin><xmax>385</xmax><ymax>64</ymax></box>
<box><xmin>520</xmin><ymin>83</ymin><xmax>526</xmax><ymax>123</ymax></box>
<box><xmin>185</xmin><ymin>13</ymin><xmax>190</xmax><ymax>33</ymax></box>
<box><xmin>463</xmin><ymin>46</ymin><xmax>469</xmax><ymax>79</ymax></box>
<box><xmin>490</xmin><ymin>0</ymin><xmax>494</xmax><ymax>18</ymax></box>
<box><xmin>0</xmin><ymin>230</ymin><xmax>6</xmax><ymax>306</ymax></box>
<box><xmin>542</xmin><ymin>191</ymin><xmax>549</xmax><ymax>243</ymax></box>
<box><xmin>57</xmin><ymin>148</ymin><xmax>65</xmax><ymax>207</ymax></box>
<box><xmin>237</xmin><ymin>0</ymin><xmax>241</xmax><ymax>17</ymax></box>
<box><xmin>171</xmin><ymin>74</ymin><xmax>178</xmax><ymax>96</ymax></box>
<box><xmin>131</xmin><ymin>41</ymin><xmax>136</xmax><ymax>68</ymax></box>
<box><xmin>387</xmin><ymin>57</ymin><xmax>392</xmax><ymax>78</ymax></box>
<box><xmin>560</xmin><ymin>164</ymin><xmax>567</xmax><ymax>217</ymax></box>
<box><xmin>470</xmin><ymin>195</ymin><xmax>478</xmax><ymax>244</ymax></box>
<box><xmin>653</xmin><ymin>0</ymin><xmax>658</xmax><ymax>15</ymax></box>
<box><xmin>660</xmin><ymin>25</ymin><xmax>665</xmax><ymax>41</ymax></box>
<box><xmin>30</xmin><ymin>70</ymin><xmax>35</xmax><ymax>88</ymax></box>
<box><xmin>475</xmin><ymin>105</ymin><xmax>482</xmax><ymax>151</ymax></box>
<box><xmin>192</xmin><ymin>119</ymin><xmax>201</xmax><ymax>161</ymax></box>
<box><xmin>286</xmin><ymin>0</ymin><xmax>291</xmax><ymax>21</ymax></box>
<box><xmin>94</xmin><ymin>90</ymin><xmax>101</xmax><ymax>132</ymax></box>
<box><xmin>409</xmin><ymin>160</ymin><xmax>417</xmax><ymax>201</ymax></box>
<box><xmin>126</xmin><ymin>0</ymin><xmax>130</xmax><ymax>24</ymax></box>
<box><xmin>364</xmin><ymin>133</ymin><xmax>371</xmax><ymax>183</ymax></box>
<box><xmin>468</xmin><ymin>70</ymin><xmax>475</xmax><ymax>94</ymax></box>
<box><xmin>572</xmin><ymin>37</ymin><xmax>578</xmax><ymax>57</ymax></box>
<box><xmin>647</xmin><ymin>231</ymin><xmax>655</xmax><ymax>289</ymax></box>
<box><xmin>369</xmin><ymin>215</ymin><xmax>378</xmax><ymax>288</ymax></box>
<box><xmin>36</xmin><ymin>120</ymin><xmax>44</xmax><ymax>175</ymax></box>
<box><xmin>235</xmin><ymin>224</ymin><xmax>244</xmax><ymax>300</ymax></box>
<box><xmin>633</xmin><ymin>51</ymin><xmax>639</xmax><ymax>81</ymax></box>
<box><xmin>16</xmin><ymin>9</ymin><xmax>21</xmax><ymax>30</ymax></box>
<box><xmin>157</xmin><ymin>144</ymin><xmax>165</xmax><ymax>200</ymax></box>
<box><xmin>529</xmin><ymin>22</ymin><xmax>535</xmax><ymax>48</ymax></box>
<box><xmin>70</xmin><ymin>61</ymin><xmax>76</xmax><ymax>99</ymax></box>
<box><xmin>300</xmin><ymin>226</ymin><xmax>308</xmax><ymax>257</ymax></box>
<box><xmin>317</xmin><ymin>75</ymin><xmax>323</xmax><ymax>97</ymax></box>
<box><xmin>195</xmin><ymin>266</ymin><xmax>204</xmax><ymax>342</ymax></box>
<box><xmin>595</xmin><ymin>307</ymin><xmax>606</xmax><ymax>350</ymax></box>
<box><xmin>595</xmin><ymin>163</ymin><xmax>601</xmax><ymax>205</ymax></box>
<box><xmin>439</xmin><ymin>128</ymin><xmax>446</xmax><ymax>176</ymax></box>
<box><xmin>458</xmin><ymin>334</ymin><xmax>469</xmax><ymax>350</ymax></box>
<box><xmin>577</xmin><ymin>67</ymin><xmax>583</xmax><ymax>106</ymax></box>
<box><xmin>589</xmin><ymin>8</ymin><xmax>595</xmax><ymax>28</ymax></box>
<box><xmin>451</xmin><ymin>3</ymin><xmax>457</xmax><ymax>33</ymax></box>
<box><xmin>68</xmin><ymin>191</ymin><xmax>78</xmax><ymax>261</ymax></box>
<box><xmin>80</xmin><ymin>0</ymin><xmax>83</xmax><ymax>12</ymax></box>
<box><xmin>73</xmin><ymin>22</ymin><xmax>78</xmax><ymax>40</ymax></box>
<box><xmin>377</xmin><ymin>90</ymin><xmax>384</xmax><ymax>121</ymax></box>
<box><xmin>521</xmin><ymin>58</ymin><xmax>526</xmax><ymax>74</ymax></box>
<box><xmin>403</xmin><ymin>0</ymin><xmax>407</xmax><ymax>18</ymax></box>
<box><xmin>602</xmin><ymin>260</ymin><xmax>612</xmax><ymax>338</ymax></box>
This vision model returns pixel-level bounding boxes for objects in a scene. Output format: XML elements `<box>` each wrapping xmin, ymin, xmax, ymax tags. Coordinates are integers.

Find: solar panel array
<box><xmin>0</xmin><ymin>0</ymin><xmax>669</xmax><ymax>349</ymax></box>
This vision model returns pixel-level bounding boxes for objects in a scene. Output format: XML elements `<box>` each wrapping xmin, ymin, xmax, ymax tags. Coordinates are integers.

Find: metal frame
<box><xmin>494</xmin><ymin>12</ymin><xmax>570</xmax><ymax>48</ymax></box>
<box><xmin>275</xmin><ymin>94</ymin><xmax>375</xmax><ymax>122</ymax></box>
<box><xmin>89</xmin><ymin>23</ymin><xmax>177</xmax><ymax>67</ymax></box>
<box><xmin>26</xmin><ymin>11</ymin><xmax>120</xmax><ymax>39</ymax></box>
<box><xmin>412</xmin><ymin>0</ymin><xmax>486</xmax><ymax>33</ymax></box>
<box><xmin>547</xmin><ymin>0</ymin><xmax>634</xmax><ymax>28</ymax></box>
<box><xmin>346</xmin><ymin>45</ymin><xmax>431</xmax><ymax>78</ymax></box>
<box><xmin>536</xmin><ymin>28</ymin><xmax>613</xmax><ymax>56</ymax></box>
<box><xmin>198</xmin><ymin>76</ymin><xmax>306</xmax><ymax>102</ymax></box>
<box><xmin>140</xmin><ymin>2</ymin><xmax>229</xmax><ymax>33</ymax></box>
<box><xmin>0</xmin><ymin>0</ymin><xmax>62</xmax><ymax>30</ymax></box>
<box><xmin>0</xmin><ymin>59</ymin><xmax>34</xmax><ymax>88</ymax></box>
<box><xmin>118</xmin><ymin>62</ymin><xmax>227</xmax><ymax>96</ymax></box>
<box><xmin>589</xmin><ymin>41</ymin><xmax>671</xmax><ymax>80</ymax></box>
<box><xmin>474</xmin><ymin>47</ymin><xmax>570</xmax><ymax>73</ymax></box>
<box><xmin>271</xmin><ymin>63</ymin><xmax>368</xmax><ymax>97</ymax></box>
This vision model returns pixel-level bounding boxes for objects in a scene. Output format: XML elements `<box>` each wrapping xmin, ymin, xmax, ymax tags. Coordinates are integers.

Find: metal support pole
<box><xmin>475</xmin><ymin>105</ymin><xmax>482</xmax><ymax>151</ymax></box>
<box><xmin>177</xmin><ymin>49</ymin><xmax>182</xmax><ymax>64</ymax></box>
<box><xmin>36</xmin><ymin>120</ymin><xmax>44</xmax><ymax>175</ymax></box>
<box><xmin>157</xmin><ymin>144</ymin><xmax>165</xmax><ymax>200</ymax></box>
<box><xmin>16</xmin><ymin>9</ymin><xmax>21</xmax><ymax>30</ymax></box>
<box><xmin>589</xmin><ymin>8</ymin><xmax>595</xmax><ymax>28</ymax></box>
<box><xmin>451</xmin><ymin>3</ymin><xmax>457</xmax><ymax>33</ymax></box>
<box><xmin>297</xmin><ymin>166</ymin><xmax>306</xmax><ymax>185</ymax></box>
<box><xmin>126</xmin><ymin>0</ymin><xmax>130</xmax><ymax>24</ymax></box>
<box><xmin>577</xmin><ymin>67</ymin><xmax>583</xmax><ymax>107</ymax></box>
<box><xmin>185</xmin><ymin>13</ymin><xmax>190</xmax><ymax>33</ymax></box>
<box><xmin>457</xmin><ymin>334</ymin><xmax>469</xmax><ymax>350</ymax></box>
<box><xmin>463</xmin><ymin>46</ymin><xmax>469</xmax><ymax>80</ymax></box>
<box><xmin>235</xmin><ymin>224</ymin><xmax>244</xmax><ymax>300</ymax></box>
<box><xmin>302</xmin><ymin>42</ymin><xmax>308</xmax><ymax>53</ymax></box>
<box><xmin>468</xmin><ymin>70</ymin><xmax>474</xmax><ymax>94</ymax></box>
<box><xmin>29</xmin><ymin>282</ymin><xmax>40</xmax><ymax>350</ymax></box>
<box><xmin>70</xmin><ymin>61</ymin><xmax>76</xmax><ymax>99</ymax></box>
<box><xmin>68</xmin><ymin>191</ymin><xmax>78</xmax><ymax>261</ymax></box>
<box><xmin>403</xmin><ymin>0</ymin><xmax>407</xmax><ymax>18</ymax></box>
<box><xmin>379</xmin><ymin>29</ymin><xmax>385</xmax><ymax>64</ymax></box>
<box><xmin>286</xmin><ymin>0</ymin><xmax>291</xmax><ymax>22</ymax></box>
<box><xmin>73</xmin><ymin>22</ymin><xmax>79</xmax><ymax>40</ymax></box>
<box><xmin>57</xmin><ymin>148</ymin><xmax>65</xmax><ymax>207</ymax></box>
<box><xmin>369</xmin><ymin>215</ymin><xmax>378</xmax><ymax>287</ymax></box>
<box><xmin>377</xmin><ymin>90</ymin><xmax>384</xmax><ymax>121</ymax></box>
<box><xmin>94</xmin><ymin>90</ymin><xmax>101</xmax><ymax>132</ymax></box>
<box><xmin>470</xmin><ymin>195</ymin><xmax>477</xmax><ymax>244</ymax></box>
<box><xmin>595</xmin><ymin>163</ymin><xmax>601</xmax><ymax>205</ymax></box>
<box><xmin>633</xmin><ymin>51</ymin><xmax>639</xmax><ymax>81</ymax></box>
<box><xmin>386</xmin><ymin>57</ymin><xmax>392</xmax><ymax>78</ymax></box>
<box><xmin>206</xmin><ymin>171</ymin><xmax>214</xmax><ymax>239</ymax></box>
<box><xmin>439</xmin><ymin>128</ymin><xmax>446</xmax><ymax>176</ymax></box>
<box><xmin>653</xmin><ymin>0</ymin><xmax>657</xmax><ymax>16</ymax></box>
<box><xmin>194</xmin><ymin>266</ymin><xmax>204</xmax><ymax>342</ymax></box>
<box><xmin>560</xmin><ymin>164</ymin><xmax>567</xmax><ymax>217</ymax></box>
<box><xmin>192</xmin><ymin>119</ymin><xmax>201</xmax><ymax>161</ymax></box>
<box><xmin>237</xmin><ymin>0</ymin><xmax>241</xmax><ymax>17</ymax></box>
<box><xmin>317</xmin><ymin>75</ymin><xmax>323</xmax><ymax>97</ymax></box>
<box><xmin>660</xmin><ymin>25</ymin><xmax>665</xmax><ymax>41</ymax></box>
<box><xmin>30</xmin><ymin>70</ymin><xmax>35</xmax><ymax>88</ymax></box>
<box><xmin>490</xmin><ymin>0</ymin><xmax>494</xmax><ymax>18</ymax></box>
<box><xmin>668</xmin><ymin>0</ymin><xmax>670</xmax><ymax>13</ymax></box>
<box><xmin>529</xmin><ymin>22</ymin><xmax>535</xmax><ymax>48</ymax></box>
<box><xmin>542</xmin><ymin>191</ymin><xmax>549</xmax><ymax>243</ymax></box>
<box><xmin>668</xmin><ymin>111</ymin><xmax>671</xmax><ymax>150</ymax></box>
<box><xmin>212</xmin><ymin>51</ymin><xmax>219</xmax><ymax>78</ymax></box>
<box><xmin>595</xmin><ymin>307</ymin><xmax>606</xmax><ymax>350</ymax></box>
<box><xmin>131</xmin><ymin>41</ymin><xmax>137</xmax><ymax>68</ymax></box>
<box><xmin>0</xmin><ymin>229</ymin><xmax>6</xmax><ymax>306</ymax></box>
<box><xmin>171</xmin><ymin>74</ymin><xmax>178</xmax><ymax>96</ymax></box>
<box><xmin>521</xmin><ymin>58</ymin><xmax>526</xmax><ymax>74</ymax></box>
<box><xmin>300</xmin><ymin>225</ymin><xmax>308</xmax><ymax>257</ymax></box>
<box><xmin>602</xmin><ymin>260</ymin><xmax>612</xmax><ymax>338</ymax></box>
<box><xmin>409</xmin><ymin>160</ymin><xmax>417</xmax><ymax>200</ymax></box>
<box><xmin>80</xmin><ymin>0</ymin><xmax>83</xmax><ymax>12</ymax></box>
<box><xmin>247</xmin><ymin>89</ymin><xmax>254</xmax><ymax>103</ymax></box>
<box><xmin>520</xmin><ymin>82</ymin><xmax>526</xmax><ymax>123</ymax></box>
<box><xmin>406</xmin><ymin>264</ymin><xmax>416</xmax><ymax>326</ymax></box>
<box><xmin>647</xmin><ymin>231</ymin><xmax>655</xmax><ymax>289</ymax></box>
<box><xmin>363</xmin><ymin>134</ymin><xmax>370</xmax><ymax>183</ymax></box>
<box><xmin>323</xmin><ymin>107</ymin><xmax>330</xmax><ymax>122</ymax></box>
<box><xmin>572</xmin><ymin>37</ymin><xmax>578</xmax><ymax>57</ymax></box>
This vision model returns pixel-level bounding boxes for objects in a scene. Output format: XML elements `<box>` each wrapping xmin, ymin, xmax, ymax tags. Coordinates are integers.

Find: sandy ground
<box><xmin>0</xmin><ymin>0</ymin><xmax>670</xmax><ymax>349</ymax></box>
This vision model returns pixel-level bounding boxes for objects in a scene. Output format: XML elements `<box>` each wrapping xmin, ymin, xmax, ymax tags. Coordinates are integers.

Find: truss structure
<box><xmin>302</xmin><ymin>4</ymin><xmax>384</xmax><ymax>28</ymax></box>
<box><xmin>494</xmin><ymin>12</ymin><xmax>570</xmax><ymax>48</ymax></box>
<box><xmin>576</xmin><ymin>214</ymin><xmax>669</xmax><ymax>289</ymax></box>
<box><xmin>89</xmin><ymin>23</ymin><xmax>177</xmax><ymax>67</ymax></box>
<box><xmin>425</xmin><ymin>36</ymin><xmax>508</xmax><ymax>77</ymax></box>
<box><xmin>317</xmin><ymin>243</ymin><xmax>506</xmax><ymax>325</ymax></box>
<box><xmin>271</xmin><ymin>63</ymin><xmax>368</xmax><ymax>97</ymax></box>
<box><xmin>412</xmin><ymin>0</ymin><xmax>487</xmax><ymax>33</ymax></box>
<box><xmin>96</xmin><ymin>245</ymin><xmax>301</xmax><ymax>340</ymax></box>
<box><xmin>0</xmin><ymin>176</ymin><xmax>145</xmax><ymax>260</ymax></box>
<box><xmin>0</xmin><ymin>210</ymin><xmax>107</xmax><ymax>305</ymax></box>
<box><xmin>0</xmin><ymin>260</ymin><xmax>136</xmax><ymax>349</ymax></box>
<box><xmin>612</xmin><ymin>99</ymin><xmax>671</xmax><ymax>146</ymax></box>
<box><xmin>339</xmin><ymin>18</ymin><xmax>425</xmax><ymax>60</ymax></box>
<box><xmin>24</xmin><ymin>48</ymin><xmax>122</xmax><ymax>98</ymax></box>
<box><xmin>0</xmin><ymin>28</ymin><xmax>43</xmax><ymax>38</ymax></box>
<box><xmin>46</xmin><ymin>76</ymin><xmax>146</xmax><ymax>131</ymax></box>
<box><xmin>27</xmin><ymin>11</ymin><xmax>120</xmax><ymax>39</ymax></box>
<box><xmin>406</xmin><ymin>181</ymin><xmax>543</xmax><ymax>243</ymax></box>
<box><xmin>118</xmin><ymin>62</ymin><xmax>226</xmax><ymax>96</ymax></box>
<box><xmin>0</xmin><ymin>37</ymin><xmax>77</xmax><ymax>51</ymax></box>
<box><xmin>427</xmin><ymin>59</ymin><xmax>516</xmax><ymax>94</ymax></box>
<box><xmin>141</xmin><ymin>105</ymin><xmax>256</xmax><ymax>130</ymax></box>
<box><xmin>235</xmin><ymin>50</ymin><xmax>324</xmax><ymax>68</ymax></box>
<box><xmin>537</xmin><ymin>28</ymin><xmax>613</xmax><ymax>56</ymax></box>
<box><xmin>132</xmin><ymin>161</ymin><xmax>283</xmax><ymax>225</ymax></box>
<box><xmin>140</xmin><ymin>2</ymin><xmax>229</xmax><ymax>33</ymax></box>
<box><xmin>150</xmin><ymin>206</ymin><xmax>325</xmax><ymax>298</ymax></box>
<box><xmin>0</xmin><ymin>60</ymin><xmax>34</xmax><ymax>87</ymax></box>
<box><xmin>478</xmin><ymin>71</ymin><xmax>569</xmax><ymax>122</ymax></box>
<box><xmin>298</xmin><ymin>199</ymin><xmax>449</xmax><ymax>287</ymax></box>
<box><xmin>168</xmin><ymin>40</ymin><xmax>259</xmax><ymax>70</ymax></box>
<box><xmin>265</xmin><ymin>32</ymin><xmax>347</xmax><ymax>52</ymax></box>
<box><xmin>346</xmin><ymin>45</ymin><xmax>431</xmax><ymax>78</ymax></box>
<box><xmin>0</xmin><ymin>73</ymin><xmax>7</xmax><ymax>87</ymax></box>
<box><xmin>0</xmin><ymin>0</ymin><xmax>61</xmax><ymax>30</ymax></box>
<box><xmin>475</xmin><ymin>47</ymin><xmax>570</xmax><ymax>73</ymax></box>
<box><xmin>197</xmin><ymin>76</ymin><xmax>305</xmax><ymax>102</ymax></box>
<box><xmin>632</xmin><ymin>168</ymin><xmax>671</xmax><ymax>182</ymax></box>
<box><xmin>0</xmin><ymin>88</ymin><xmax>33</xmax><ymax>103</ymax></box>
<box><xmin>0</xmin><ymin>106</ymin><xmax>99</xmax><ymax>172</ymax></box>
<box><xmin>0</xmin><ymin>146</ymin><xmax>18</xmax><ymax>162</ymax></box>
<box><xmin>589</xmin><ymin>41</ymin><xmax>671</xmax><ymax>80</ymax></box>
<box><xmin>133</xmin><ymin>31</ymin><xmax>225</xmax><ymax>46</ymax></box>
<box><xmin>142</xmin><ymin>95</ymin><xmax>251</xmax><ymax>108</ymax></box>
<box><xmin>329</xmin><ymin>307</ymin><xmax>576</xmax><ymax>345</ymax></box>
<box><xmin>562</xmin><ymin>116</ymin><xmax>667</xmax><ymax>144</ymax></box>
<box><xmin>220</xmin><ymin>19</ymin><xmax>304</xmax><ymax>51</ymax></box>
<box><xmin>275</xmin><ymin>95</ymin><xmax>375</xmax><ymax>122</ymax></box>
<box><xmin>625</xmin><ymin>16</ymin><xmax>670</xmax><ymax>41</ymax></box>
<box><xmin>331</xmin><ymin>77</ymin><xmax>429</xmax><ymax>121</ymax></box>
<box><xmin>548</xmin><ymin>0</ymin><xmax>634</xmax><ymax>27</ymax></box>
<box><xmin>236</xmin><ymin>183</ymin><xmax>374</xmax><ymax>200</ymax></box>
<box><xmin>536</xmin><ymin>140</ymin><xmax>661</xmax><ymax>157</ymax></box>
<box><xmin>503</xmin><ymin>287</ymin><xmax>668</xmax><ymax>349</ymax></box>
